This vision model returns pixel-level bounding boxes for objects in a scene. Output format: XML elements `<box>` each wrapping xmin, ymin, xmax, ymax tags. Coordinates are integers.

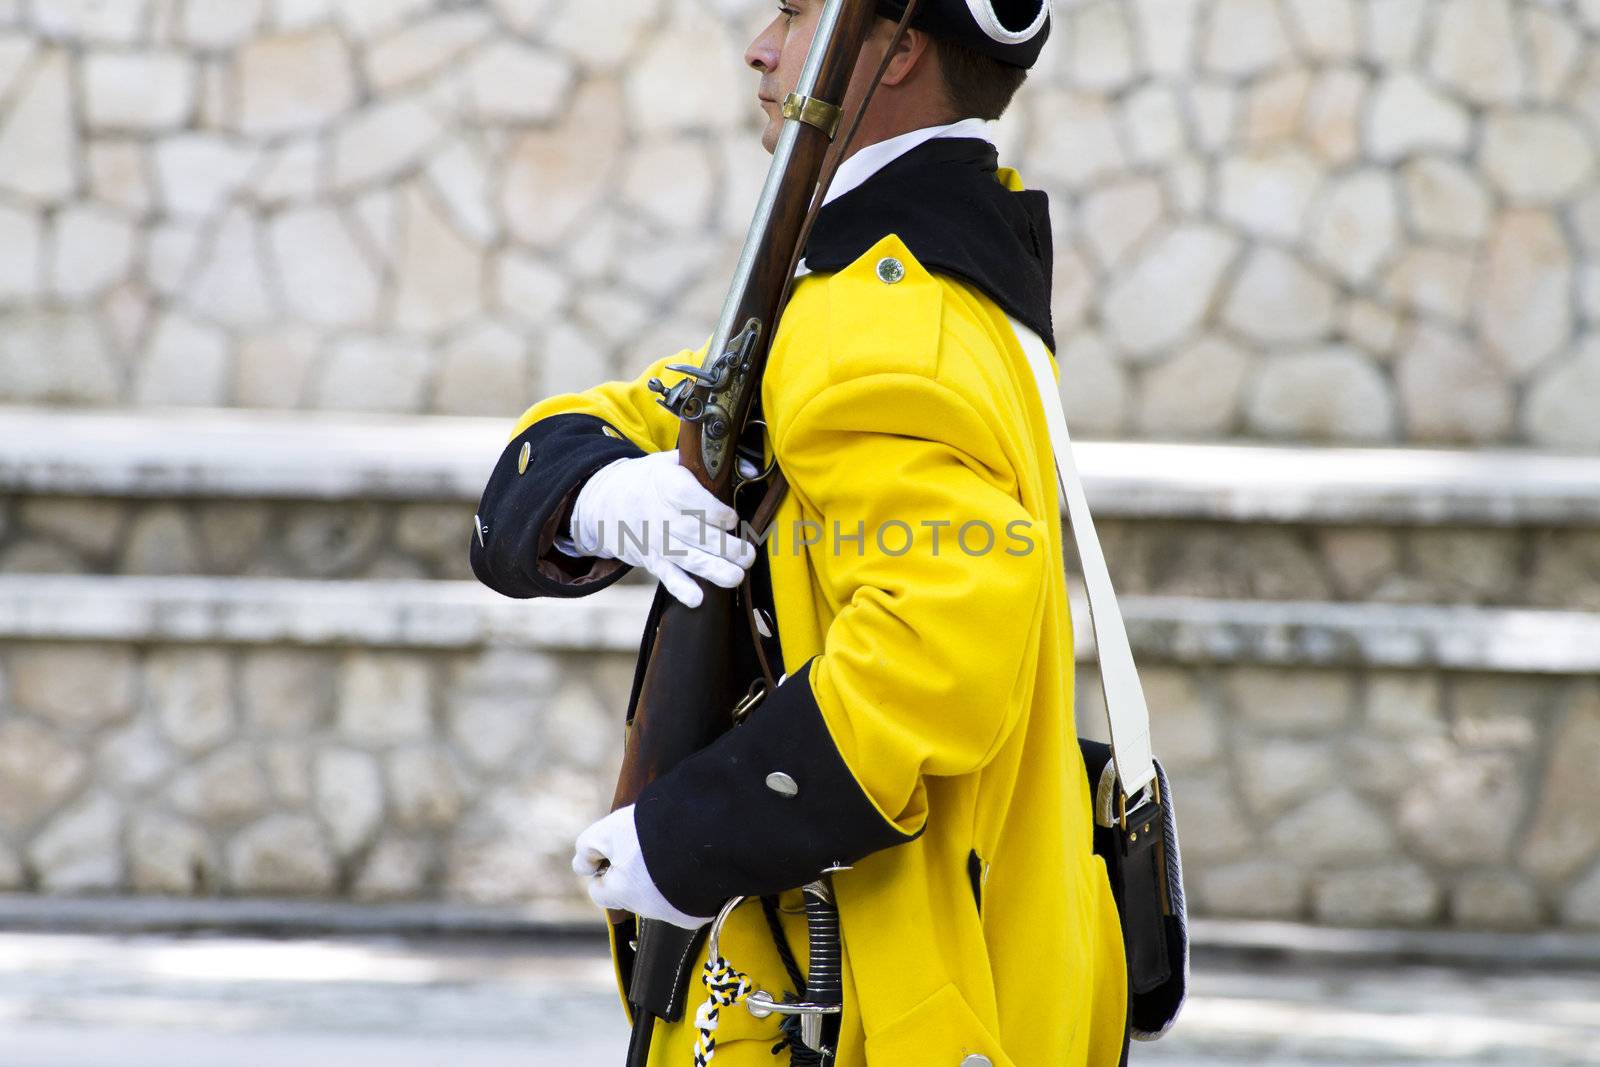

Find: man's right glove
<box><xmin>560</xmin><ymin>448</ymin><xmax>758</xmax><ymax>607</ymax></box>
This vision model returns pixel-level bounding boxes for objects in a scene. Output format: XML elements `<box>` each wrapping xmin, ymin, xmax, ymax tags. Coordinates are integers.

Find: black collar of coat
<box><xmin>802</xmin><ymin>136</ymin><xmax>1056</xmax><ymax>353</ymax></box>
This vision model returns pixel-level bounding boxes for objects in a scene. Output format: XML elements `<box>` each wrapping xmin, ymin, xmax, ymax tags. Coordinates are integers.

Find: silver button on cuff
<box><xmin>876</xmin><ymin>256</ymin><xmax>905</xmax><ymax>284</ymax></box>
<box><xmin>765</xmin><ymin>772</ymin><xmax>799</xmax><ymax>797</ymax></box>
<box><xmin>474</xmin><ymin>514</ymin><xmax>487</xmax><ymax>548</ymax></box>
<box><xmin>960</xmin><ymin>1055</ymin><xmax>994</xmax><ymax>1067</ymax></box>
<box><xmin>517</xmin><ymin>440</ymin><xmax>531</xmax><ymax>475</ymax></box>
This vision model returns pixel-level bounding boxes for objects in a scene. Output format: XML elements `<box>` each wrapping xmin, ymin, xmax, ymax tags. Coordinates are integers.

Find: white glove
<box><xmin>572</xmin><ymin>805</ymin><xmax>713</xmax><ymax>930</ymax></box>
<box><xmin>564</xmin><ymin>449</ymin><xmax>757</xmax><ymax>608</ymax></box>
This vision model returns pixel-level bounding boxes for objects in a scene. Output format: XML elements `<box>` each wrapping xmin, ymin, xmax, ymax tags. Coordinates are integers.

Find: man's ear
<box><xmin>879</xmin><ymin>26</ymin><xmax>936</xmax><ymax>88</ymax></box>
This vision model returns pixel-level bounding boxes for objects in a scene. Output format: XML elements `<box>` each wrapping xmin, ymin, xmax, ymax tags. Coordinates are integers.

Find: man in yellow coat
<box><xmin>470</xmin><ymin>1</ymin><xmax>1131</xmax><ymax>1063</ymax></box>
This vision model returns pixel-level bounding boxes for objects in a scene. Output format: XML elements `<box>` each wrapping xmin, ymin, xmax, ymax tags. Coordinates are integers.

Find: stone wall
<box><xmin>1</xmin><ymin>0</ymin><xmax>1598</xmax><ymax>449</ymax></box>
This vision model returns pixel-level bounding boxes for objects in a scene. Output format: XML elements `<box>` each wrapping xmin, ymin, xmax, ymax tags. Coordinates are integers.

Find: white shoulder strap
<box><xmin>1011</xmin><ymin>319</ymin><xmax>1157</xmax><ymax>799</ymax></box>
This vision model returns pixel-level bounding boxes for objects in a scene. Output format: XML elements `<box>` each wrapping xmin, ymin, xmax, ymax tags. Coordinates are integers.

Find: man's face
<box><xmin>746</xmin><ymin>3</ymin><xmax>822</xmax><ymax>154</ymax></box>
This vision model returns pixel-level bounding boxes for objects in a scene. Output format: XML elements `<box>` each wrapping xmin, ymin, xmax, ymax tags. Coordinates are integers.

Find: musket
<box><xmin>603</xmin><ymin>1</ymin><xmax>911</xmax><ymax>1063</ymax></box>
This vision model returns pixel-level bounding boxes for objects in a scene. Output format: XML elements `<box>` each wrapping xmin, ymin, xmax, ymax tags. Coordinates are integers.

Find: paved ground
<box><xmin>0</xmin><ymin>929</ymin><xmax>1596</xmax><ymax>1066</ymax></box>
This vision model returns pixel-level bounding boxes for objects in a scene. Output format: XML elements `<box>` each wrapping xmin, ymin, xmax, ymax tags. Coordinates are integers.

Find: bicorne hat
<box><xmin>875</xmin><ymin>0</ymin><xmax>1052</xmax><ymax>69</ymax></box>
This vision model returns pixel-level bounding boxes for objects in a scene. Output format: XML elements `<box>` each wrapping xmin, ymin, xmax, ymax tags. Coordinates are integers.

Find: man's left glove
<box><xmin>572</xmin><ymin>805</ymin><xmax>714</xmax><ymax>930</ymax></box>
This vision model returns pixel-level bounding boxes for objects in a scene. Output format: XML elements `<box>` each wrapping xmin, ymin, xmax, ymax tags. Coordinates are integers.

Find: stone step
<box><xmin>4</xmin><ymin>405</ymin><xmax>1599</xmax><ymax>526</ymax></box>
<box><xmin>1</xmin><ymin>574</ymin><xmax>1597</xmax><ymax>675</ymax></box>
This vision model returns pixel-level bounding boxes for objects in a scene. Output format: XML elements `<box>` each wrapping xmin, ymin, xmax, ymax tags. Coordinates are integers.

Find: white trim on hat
<box><xmin>964</xmin><ymin>0</ymin><xmax>1050</xmax><ymax>44</ymax></box>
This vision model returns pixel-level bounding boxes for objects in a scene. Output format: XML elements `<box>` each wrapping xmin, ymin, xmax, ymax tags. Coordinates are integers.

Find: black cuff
<box><xmin>633</xmin><ymin>658</ymin><xmax>921</xmax><ymax>918</ymax></box>
<box><xmin>469</xmin><ymin>413</ymin><xmax>647</xmax><ymax>599</ymax></box>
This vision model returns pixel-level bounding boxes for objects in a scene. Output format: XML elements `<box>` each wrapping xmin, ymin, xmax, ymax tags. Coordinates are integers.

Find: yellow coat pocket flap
<box><xmin>863</xmin><ymin>982</ymin><xmax>1015</xmax><ymax>1067</ymax></box>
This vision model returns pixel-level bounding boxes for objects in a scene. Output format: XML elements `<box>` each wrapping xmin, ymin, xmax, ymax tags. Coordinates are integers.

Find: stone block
<box><xmin>386</xmin><ymin>746</ymin><xmax>465</xmax><ymax>829</ymax></box>
<box><xmin>129</xmin><ymin>813</ymin><xmax>215</xmax><ymax>893</ymax></box>
<box><xmin>1402</xmin><ymin>158</ymin><xmax>1492</xmax><ymax>244</ymax></box>
<box><xmin>1101</xmin><ymin>225</ymin><xmax>1239</xmax><ymax>357</ymax></box>
<box><xmin>1080</xmin><ymin>178</ymin><xmax>1165</xmax><ymax>273</ymax></box>
<box><xmin>1217</xmin><ymin>148</ymin><xmax>1324</xmax><ymax>241</ymax></box>
<box><xmin>0</xmin><ymin>50</ymin><xmax>75</xmax><ymax>203</ymax></box>
<box><xmin>33</xmin><ymin>0</ymin><xmax>145</xmax><ymax>42</ymax></box>
<box><xmin>1317</xmin><ymin>528</ymin><xmax>1400</xmax><ymax>598</ymax></box>
<box><xmin>17</xmin><ymin>499</ymin><xmax>125</xmax><ymax>560</ymax></box>
<box><xmin>1130</xmin><ymin>0</ymin><xmax>1200</xmax><ymax>77</ymax></box>
<box><xmin>9</xmin><ymin>644</ymin><xmax>137</xmax><ymax>730</ymax></box>
<box><xmin>241</xmin><ymin>649</ymin><xmax>336</xmax><ymax>735</ymax></box>
<box><xmin>1146</xmin><ymin>667</ymin><xmax>1223</xmax><ymax>769</ymax></box>
<box><xmin>1524</xmin><ymin>338</ymin><xmax>1600</xmax><ymax>451</ymax></box>
<box><xmin>83</xmin><ymin>51</ymin><xmax>192</xmax><ymax>131</ymax></box>
<box><xmin>446</xmin><ymin>650</ymin><xmax>558</xmax><ymax>772</ymax></box>
<box><xmin>313</xmin><ymin>336</ymin><xmax>431</xmax><ymax>414</ymax></box>
<box><xmin>1025</xmin><ymin>90</ymin><xmax>1125</xmax><ymax>189</ymax></box>
<box><xmin>194</xmin><ymin>502</ymin><xmax>273</xmax><ymax>574</ymax></box>
<box><xmin>29</xmin><ymin>791</ymin><xmax>122</xmax><ymax>892</ymax></box>
<box><xmin>1312</xmin><ymin>862</ymin><xmax>1441</xmax><ymax>925</ymax></box>
<box><xmin>394</xmin><ymin>185</ymin><xmax>483</xmax><ymax>334</ymax></box>
<box><xmin>332</xmin><ymin>98</ymin><xmax>445</xmax><ymax>192</ymax></box>
<box><xmin>154</xmin><ymin>134</ymin><xmax>257</xmax><ymax>219</ymax></box>
<box><xmin>1451</xmin><ymin>872</ymin><xmax>1543</xmax><ymax>930</ymax></box>
<box><xmin>134</xmin><ymin>313</ymin><xmax>231</xmax><ymax>408</ymax></box>
<box><xmin>1476</xmin><ymin>210</ymin><xmax>1574</xmax><ymax>379</ymax></box>
<box><xmin>315</xmin><ymin>746</ymin><xmax>385</xmax><ymax>856</ymax></box>
<box><xmin>0</xmin><ymin>309</ymin><xmax>118</xmax><ymax>405</ymax></box>
<box><xmin>463</xmin><ymin>41</ymin><xmax>573</xmax><ymax>122</ymax></box>
<box><xmin>227</xmin><ymin>815</ymin><xmax>337</xmax><ymax>894</ymax></box>
<box><xmin>1238</xmin><ymin>737</ymin><xmax>1338</xmax><ymax>816</ymax></box>
<box><xmin>1246</xmin><ymin>347</ymin><xmax>1395</xmax><ymax>442</ymax></box>
<box><xmin>1190</xmin><ymin>859</ymin><xmax>1305</xmax><ymax>919</ymax></box>
<box><xmin>233</xmin><ymin>329</ymin><xmax>318</xmax><ymax>410</ymax></box>
<box><xmin>1202</xmin><ymin>0</ymin><xmax>1292</xmax><ymax>77</ymax></box>
<box><xmin>238</xmin><ymin>29</ymin><xmax>357</xmax><ymax>136</ymax></box>
<box><xmin>365</xmin><ymin>11</ymin><xmax>493</xmax><ymax>91</ymax></box>
<box><xmin>95</xmin><ymin>720</ymin><xmax>175</xmax><ymax>794</ymax></box>
<box><xmin>1397</xmin><ymin>750</ymin><xmax>1526</xmax><ymax>866</ymax></box>
<box><xmin>148</xmin><ymin>649</ymin><xmax>235</xmax><ymax>755</ymax></box>
<box><xmin>1166</xmin><ymin>773</ymin><xmax>1252</xmax><ymax>862</ymax></box>
<box><xmin>1282</xmin><ymin>0</ymin><xmax>1357</xmax><ymax>61</ymax></box>
<box><xmin>353</xmin><ymin>834</ymin><xmax>433</xmax><ymax>901</ymax></box>
<box><xmin>338</xmin><ymin>653</ymin><xmax>434</xmax><ymax>744</ymax></box>
<box><xmin>0</xmin><ymin>718</ymin><xmax>86</xmax><ymax>834</ymax></box>
<box><xmin>1407</xmin><ymin>528</ymin><xmax>1521</xmax><ymax>603</ymax></box>
<box><xmin>445</xmin><ymin>771</ymin><xmax>602</xmax><ymax>904</ymax></box>
<box><xmin>1137</xmin><ymin>335</ymin><xmax>1251</xmax><ymax>437</ymax></box>
<box><xmin>1521</xmin><ymin>685</ymin><xmax>1600</xmax><ymax>884</ymax></box>
<box><xmin>1308</xmin><ymin>169</ymin><xmax>1401</xmax><ymax>285</ymax></box>
<box><xmin>0</xmin><ymin>202</ymin><xmax>40</xmax><ymax>300</ymax></box>
<box><xmin>180</xmin><ymin>0</ymin><xmax>264</xmax><ymax>47</ymax></box>
<box><xmin>1226</xmin><ymin>667</ymin><xmax>1352</xmax><ymax>735</ymax></box>
<box><xmin>264</xmin><ymin>743</ymin><xmax>312</xmax><ymax>806</ymax></box>
<box><xmin>269</xmin><ymin>206</ymin><xmax>381</xmax><ymax>327</ymax></box>
<box><xmin>1058</xmin><ymin>331</ymin><xmax>1128</xmax><ymax>436</ymax></box>
<box><xmin>1366</xmin><ymin>73</ymin><xmax>1472</xmax><ymax>162</ymax></box>
<box><xmin>502</xmin><ymin>80</ymin><xmax>625</xmax><ymax>248</ymax></box>
<box><xmin>1223</xmin><ymin>248</ymin><xmax>1338</xmax><ymax>346</ymax></box>
<box><xmin>1066</xmin><ymin>0</ymin><xmax>1138</xmax><ymax>90</ymax></box>
<box><xmin>1270</xmin><ymin>788</ymin><xmax>1397</xmax><ymax>863</ymax></box>
<box><xmin>1427</xmin><ymin>0</ymin><xmax>1525</xmax><ymax>105</ymax></box>
<box><xmin>122</xmin><ymin>505</ymin><xmax>203</xmax><ymax>575</ymax></box>
<box><xmin>168</xmin><ymin>745</ymin><xmax>271</xmax><ymax>828</ymax></box>
<box><xmin>1304</xmin><ymin>67</ymin><xmax>1367</xmax><ymax>165</ymax></box>
<box><xmin>1395</xmin><ymin>324</ymin><xmax>1514</xmax><ymax>444</ymax></box>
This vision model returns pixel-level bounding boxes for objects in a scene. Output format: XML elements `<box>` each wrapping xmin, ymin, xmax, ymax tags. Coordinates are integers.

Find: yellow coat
<box><xmin>507</xmin><ymin>232</ymin><xmax>1128</xmax><ymax>1065</ymax></box>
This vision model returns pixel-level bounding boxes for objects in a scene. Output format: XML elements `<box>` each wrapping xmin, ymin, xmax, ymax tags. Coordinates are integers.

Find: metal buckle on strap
<box><xmin>782</xmin><ymin>92</ymin><xmax>842</xmax><ymax>138</ymax></box>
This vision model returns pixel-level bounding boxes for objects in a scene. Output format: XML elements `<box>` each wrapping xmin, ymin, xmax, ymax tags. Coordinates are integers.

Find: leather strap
<box><xmin>1012</xmin><ymin>318</ymin><xmax>1157</xmax><ymax>799</ymax></box>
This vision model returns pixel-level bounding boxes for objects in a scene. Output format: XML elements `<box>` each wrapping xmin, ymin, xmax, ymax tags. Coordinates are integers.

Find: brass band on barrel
<box><xmin>782</xmin><ymin>92</ymin><xmax>843</xmax><ymax>139</ymax></box>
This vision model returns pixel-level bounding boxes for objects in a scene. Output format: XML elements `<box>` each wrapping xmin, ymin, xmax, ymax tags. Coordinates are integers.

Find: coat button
<box><xmin>959</xmin><ymin>1056</ymin><xmax>993</xmax><ymax>1067</ymax></box>
<box><xmin>517</xmin><ymin>440</ymin><xmax>531</xmax><ymax>474</ymax></box>
<box><xmin>876</xmin><ymin>257</ymin><xmax>905</xmax><ymax>284</ymax></box>
<box><xmin>765</xmin><ymin>772</ymin><xmax>799</xmax><ymax>797</ymax></box>
<box><xmin>474</xmin><ymin>514</ymin><xmax>487</xmax><ymax>548</ymax></box>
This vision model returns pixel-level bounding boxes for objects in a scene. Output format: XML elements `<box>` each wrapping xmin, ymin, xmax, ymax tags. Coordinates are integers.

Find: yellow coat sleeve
<box><xmin>509</xmin><ymin>344</ymin><xmax>708</xmax><ymax>452</ymax></box>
